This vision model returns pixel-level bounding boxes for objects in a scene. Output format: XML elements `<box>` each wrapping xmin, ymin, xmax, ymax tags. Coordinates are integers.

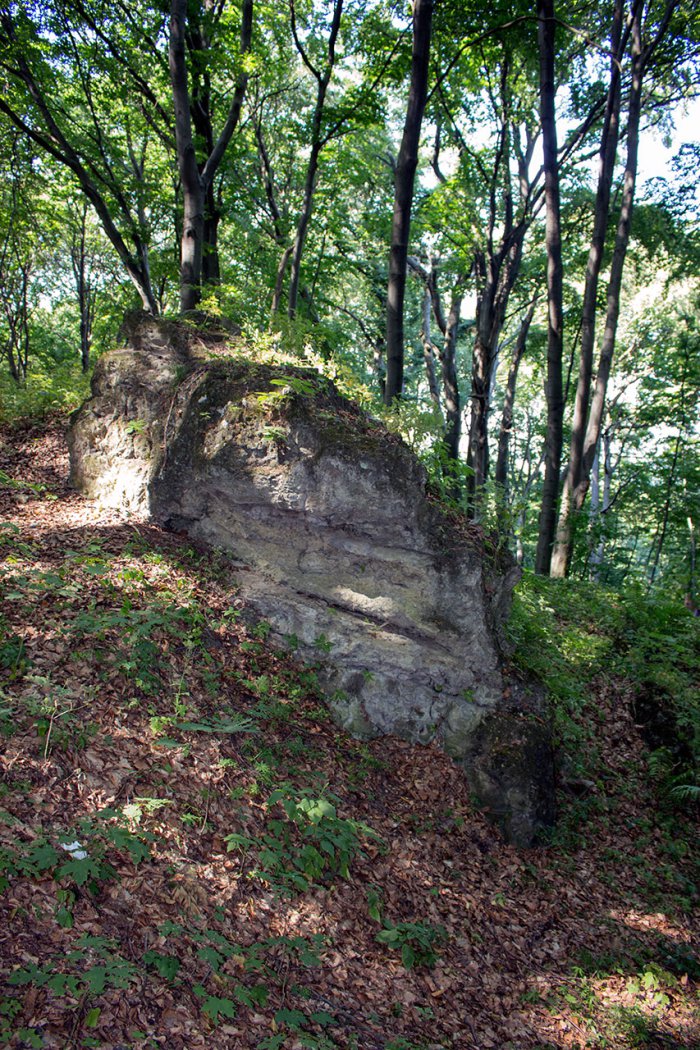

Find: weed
<box><xmin>225</xmin><ymin>784</ymin><xmax>381</xmax><ymax>894</ymax></box>
<box><xmin>376</xmin><ymin>920</ymin><xmax>448</xmax><ymax>970</ymax></box>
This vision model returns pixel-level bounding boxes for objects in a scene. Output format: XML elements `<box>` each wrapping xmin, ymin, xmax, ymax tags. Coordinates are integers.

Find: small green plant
<box><xmin>261</xmin><ymin>423</ymin><xmax>288</xmax><ymax>445</ymax></box>
<box><xmin>225</xmin><ymin>784</ymin><xmax>381</xmax><ymax>893</ymax></box>
<box><xmin>376</xmin><ymin>920</ymin><xmax>448</xmax><ymax>970</ymax></box>
<box><xmin>0</xmin><ymin>468</ymin><xmax>56</xmax><ymax>500</ymax></box>
<box><xmin>257</xmin><ymin>1006</ymin><xmax>339</xmax><ymax>1049</ymax></box>
<box><xmin>366</xmin><ymin>885</ymin><xmax>383</xmax><ymax>923</ymax></box>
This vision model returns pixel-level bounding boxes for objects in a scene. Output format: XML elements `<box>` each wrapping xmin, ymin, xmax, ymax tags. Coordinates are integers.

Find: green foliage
<box><xmin>0</xmin><ymin>808</ymin><xmax>152</xmax><ymax>899</ymax></box>
<box><xmin>225</xmin><ymin>784</ymin><xmax>382</xmax><ymax>894</ymax></box>
<box><xmin>8</xmin><ymin>932</ymin><xmax>139</xmax><ymax>996</ymax></box>
<box><xmin>614</xmin><ymin>588</ymin><xmax>699</xmax><ymax>801</ymax></box>
<box><xmin>375</xmin><ymin>920</ymin><xmax>448</xmax><ymax>970</ymax></box>
<box><xmin>509</xmin><ymin>574</ymin><xmax>699</xmax><ymax>803</ymax></box>
<box><xmin>0</xmin><ymin>358</ymin><xmax>92</xmax><ymax>424</ymax></box>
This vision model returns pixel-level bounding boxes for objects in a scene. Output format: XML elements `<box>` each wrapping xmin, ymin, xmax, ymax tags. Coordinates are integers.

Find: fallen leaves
<box><xmin>0</xmin><ymin>418</ymin><xmax>698</xmax><ymax>1049</ymax></box>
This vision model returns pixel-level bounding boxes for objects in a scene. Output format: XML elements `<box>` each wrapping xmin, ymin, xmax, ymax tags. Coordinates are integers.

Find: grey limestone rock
<box><xmin>69</xmin><ymin>315</ymin><xmax>555</xmax><ymax>845</ymax></box>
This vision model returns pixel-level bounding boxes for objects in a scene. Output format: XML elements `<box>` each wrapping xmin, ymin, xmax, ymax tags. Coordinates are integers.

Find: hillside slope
<box><xmin>0</xmin><ymin>416</ymin><xmax>698</xmax><ymax>1050</ymax></box>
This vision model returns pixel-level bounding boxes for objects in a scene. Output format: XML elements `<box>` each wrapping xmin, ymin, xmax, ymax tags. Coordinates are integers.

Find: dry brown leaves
<box><xmin>0</xmin><ymin>417</ymin><xmax>697</xmax><ymax>1050</ymax></box>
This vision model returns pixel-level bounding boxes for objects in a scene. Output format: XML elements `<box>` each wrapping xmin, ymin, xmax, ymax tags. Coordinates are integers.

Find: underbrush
<box><xmin>0</xmin><ymin>420</ymin><xmax>698</xmax><ymax>1049</ymax></box>
<box><xmin>0</xmin><ymin>360</ymin><xmax>91</xmax><ymax>426</ymax></box>
<box><xmin>509</xmin><ymin>573</ymin><xmax>699</xmax><ymax>810</ymax></box>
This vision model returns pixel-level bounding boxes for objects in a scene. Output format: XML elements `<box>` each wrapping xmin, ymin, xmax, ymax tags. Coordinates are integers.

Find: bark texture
<box><xmin>169</xmin><ymin>0</ymin><xmax>253</xmax><ymax>312</ymax></box>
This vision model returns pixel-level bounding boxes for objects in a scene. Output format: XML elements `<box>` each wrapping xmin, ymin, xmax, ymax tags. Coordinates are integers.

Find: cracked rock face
<box><xmin>70</xmin><ymin>316</ymin><xmax>555</xmax><ymax>845</ymax></box>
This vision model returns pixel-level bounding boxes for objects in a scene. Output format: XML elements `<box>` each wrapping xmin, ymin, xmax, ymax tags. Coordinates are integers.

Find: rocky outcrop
<box><xmin>70</xmin><ymin>315</ymin><xmax>555</xmax><ymax>845</ymax></box>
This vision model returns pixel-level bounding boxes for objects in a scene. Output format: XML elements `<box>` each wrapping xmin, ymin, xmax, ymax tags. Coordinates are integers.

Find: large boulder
<box><xmin>70</xmin><ymin>315</ymin><xmax>554</xmax><ymax>845</ymax></box>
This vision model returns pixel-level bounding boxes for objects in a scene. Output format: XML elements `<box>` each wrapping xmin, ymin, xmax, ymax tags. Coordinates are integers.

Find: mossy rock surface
<box><xmin>70</xmin><ymin>315</ymin><xmax>554</xmax><ymax>845</ymax></box>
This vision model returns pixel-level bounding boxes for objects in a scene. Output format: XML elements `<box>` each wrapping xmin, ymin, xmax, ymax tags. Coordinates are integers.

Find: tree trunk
<box><xmin>287</xmin><ymin>145</ymin><xmax>323</xmax><ymax>318</ymax></box>
<box><xmin>202</xmin><ymin>188</ymin><xmax>222</xmax><ymax>286</ymax></box>
<box><xmin>170</xmin><ymin>0</ymin><xmax>204</xmax><ymax>312</ymax></box>
<box><xmin>385</xmin><ymin>0</ymin><xmax>434</xmax><ymax>404</ymax></box>
<box><xmin>286</xmin><ymin>0</ymin><xmax>344</xmax><ymax>319</ymax></box>
<box><xmin>467</xmin><ymin>326</ymin><xmax>491</xmax><ymax>504</ymax></box>
<box><xmin>440</xmin><ymin>281</ymin><xmax>464</xmax><ymax>466</ymax></box>
<box><xmin>71</xmin><ymin>202</ymin><xmax>95</xmax><ymax>372</ymax></box>
<box><xmin>407</xmin><ymin>257</ymin><xmax>465</xmax><ymax>471</ymax></box>
<box><xmin>588</xmin><ymin>426</ymin><xmax>612</xmax><ymax>579</ymax></box>
<box><xmin>550</xmin><ymin>0</ymin><xmax>624</xmax><ymax>577</ymax></box>
<box><xmin>170</xmin><ymin>0</ymin><xmax>253</xmax><ymax>312</ymax></box>
<box><xmin>534</xmin><ymin>0</ymin><xmax>565</xmax><ymax>575</ymax></box>
<box><xmin>420</xmin><ymin>286</ymin><xmax>441</xmax><ymax>405</ymax></box>
<box><xmin>495</xmin><ymin>298</ymin><xmax>536</xmax><ymax>511</ymax></box>
<box><xmin>574</xmin><ymin>8</ymin><xmax>644</xmax><ymax>516</ymax></box>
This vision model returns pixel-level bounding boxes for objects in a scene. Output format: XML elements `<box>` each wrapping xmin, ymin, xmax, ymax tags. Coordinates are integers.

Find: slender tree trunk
<box><xmin>202</xmin><ymin>189</ymin><xmax>222</xmax><ymax>286</ymax></box>
<box><xmin>72</xmin><ymin>204</ymin><xmax>95</xmax><ymax>372</ymax></box>
<box><xmin>648</xmin><ymin>428</ymin><xmax>683</xmax><ymax>588</ymax></box>
<box><xmin>407</xmin><ymin>256</ymin><xmax>465</xmax><ymax>470</ymax></box>
<box><xmin>467</xmin><ymin>328</ymin><xmax>491</xmax><ymax>502</ymax></box>
<box><xmin>589</xmin><ymin>426</ymin><xmax>612</xmax><ymax>579</ymax></box>
<box><xmin>440</xmin><ymin>281</ymin><xmax>464</xmax><ymax>465</ymax></box>
<box><xmin>466</xmin><ymin>225</ymin><xmax>527</xmax><ymax>514</ymax></box>
<box><xmin>420</xmin><ymin>286</ymin><xmax>441</xmax><ymax>404</ymax></box>
<box><xmin>534</xmin><ymin>0</ymin><xmax>565</xmax><ymax>575</ymax></box>
<box><xmin>170</xmin><ymin>0</ymin><xmax>205</xmax><ymax>312</ymax></box>
<box><xmin>567</xmin><ymin>0</ymin><xmax>678</xmax><ymax>545</ymax></box>
<box><xmin>550</xmin><ymin>0</ymin><xmax>624</xmax><ymax>577</ymax></box>
<box><xmin>271</xmin><ymin>246</ymin><xmax>293</xmax><ymax>317</ymax></box>
<box><xmin>286</xmin><ymin>0</ymin><xmax>344</xmax><ymax>319</ymax></box>
<box><xmin>495</xmin><ymin>298</ymin><xmax>536</xmax><ymax>515</ymax></box>
<box><xmin>385</xmin><ymin>0</ymin><xmax>434</xmax><ymax>404</ymax></box>
<box><xmin>287</xmin><ymin>145</ymin><xmax>323</xmax><ymax>318</ymax></box>
<box><xmin>170</xmin><ymin>0</ymin><xmax>253</xmax><ymax>312</ymax></box>
<box><xmin>575</xmin><ymin>9</ymin><xmax>644</xmax><ymax>514</ymax></box>
<box><xmin>687</xmin><ymin>517</ymin><xmax>697</xmax><ymax>608</ymax></box>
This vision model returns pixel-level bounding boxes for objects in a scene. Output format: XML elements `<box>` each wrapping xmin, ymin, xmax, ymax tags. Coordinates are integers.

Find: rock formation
<box><xmin>70</xmin><ymin>314</ymin><xmax>555</xmax><ymax>845</ymax></box>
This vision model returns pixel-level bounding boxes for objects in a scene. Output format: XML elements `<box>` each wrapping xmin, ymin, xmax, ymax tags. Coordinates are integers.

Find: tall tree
<box><xmin>549</xmin><ymin>0</ymin><xmax>626</xmax><ymax>577</ymax></box>
<box><xmin>385</xmin><ymin>0</ymin><xmax>434</xmax><ymax>404</ymax></box>
<box><xmin>494</xmin><ymin>294</ymin><xmax>538</xmax><ymax>511</ymax></box>
<box><xmin>552</xmin><ymin>0</ymin><xmax>684</xmax><ymax>575</ymax></box>
<box><xmin>284</xmin><ymin>0</ymin><xmax>344</xmax><ymax>319</ymax></box>
<box><xmin>534</xmin><ymin>0</ymin><xmax>565</xmax><ymax>575</ymax></box>
<box><xmin>0</xmin><ymin>1</ymin><xmax>171</xmax><ymax>313</ymax></box>
<box><xmin>69</xmin><ymin>200</ymin><xmax>98</xmax><ymax>372</ymax></box>
<box><xmin>170</xmin><ymin>0</ymin><xmax>254</xmax><ymax>312</ymax></box>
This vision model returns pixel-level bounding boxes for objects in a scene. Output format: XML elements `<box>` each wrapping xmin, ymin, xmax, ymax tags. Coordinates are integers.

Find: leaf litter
<box><xmin>0</xmin><ymin>415</ymin><xmax>697</xmax><ymax>1049</ymax></box>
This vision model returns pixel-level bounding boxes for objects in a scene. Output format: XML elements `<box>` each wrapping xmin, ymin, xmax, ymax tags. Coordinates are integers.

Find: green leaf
<box><xmin>57</xmin><ymin>855</ymin><xmax>97</xmax><ymax>887</ymax></box>
<box><xmin>310</xmin><ymin>1009</ymin><xmax>335</xmax><ymax>1027</ymax></box>
<box><xmin>143</xmin><ymin>950</ymin><xmax>180</xmax><ymax>981</ymax></box>
<box><xmin>200</xmin><ymin>995</ymin><xmax>237</xmax><ymax>1021</ymax></box>
<box><xmin>24</xmin><ymin>841</ymin><xmax>59</xmax><ymax>873</ymax></box>
<box><xmin>16</xmin><ymin>1030</ymin><xmax>43</xmax><ymax>1048</ymax></box>
<box><xmin>274</xmin><ymin>1008</ymin><xmax>307</xmax><ymax>1029</ymax></box>
<box><xmin>197</xmin><ymin>946</ymin><xmax>224</xmax><ymax>971</ymax></box>
<box><xmin>85</xmin><ymin>966</ymin><xmax>107</xmax><ymax>994</ymax></box>
<box><xmin>54</xmin><ymin>906</ymin><xmax>74</xmax><ymax>929</ymax></box>
<box><xmin>233</xmin><ymin>983</ymin><xmax>269</xmax><ymax>1007</ymax></box>
<box><xmin>85</xmin><ymin>1007</ymin><xmax>101</xmax><ymax>1028</ymax></box>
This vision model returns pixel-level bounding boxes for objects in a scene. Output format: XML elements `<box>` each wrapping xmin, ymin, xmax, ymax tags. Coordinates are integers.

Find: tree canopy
<box><xmin>1</xmin><ymin>0</ymin><xmax>699</xmax><ymax>593</ymax></box>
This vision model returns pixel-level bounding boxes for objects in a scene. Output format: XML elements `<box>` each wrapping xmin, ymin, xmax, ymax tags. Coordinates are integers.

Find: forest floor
<box><xmin>0</xmin><ymin>415</ymin><xmax>698</xmax><ymax>1050</ymax></box>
